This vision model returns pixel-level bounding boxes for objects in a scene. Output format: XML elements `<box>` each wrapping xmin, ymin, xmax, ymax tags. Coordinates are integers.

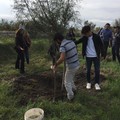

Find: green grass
<box><xmin>0</xmin><ymin>37</ymin><xmax>120</xmax><ymax>120</ymax></box>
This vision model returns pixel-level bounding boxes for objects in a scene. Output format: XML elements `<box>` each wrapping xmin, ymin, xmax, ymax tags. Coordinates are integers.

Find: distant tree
<box><xmin>0</xmin><ymin>19</ymin><xmax>19</xmax><ymax>31</ymax></box>
<box><xmin>0</xmin><ymin>19</ymin><xmax>10</xmax><ymax>30</ymax></box>
<box><xmin>84</xmin><ymin>20</ymin><xmax>96</xmax><ymax>30</ymax></box>
<box><xmin>13</xmin><ymin>0</ymin><xmax>82</xmax><ymax>37</ymax></box>
<box><xmin>113</xmin><ymin>18</ymin><xmax>120</xmax><ymax>27</ymax></box>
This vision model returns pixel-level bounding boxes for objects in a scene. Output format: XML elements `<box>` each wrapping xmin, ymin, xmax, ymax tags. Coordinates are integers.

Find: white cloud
<box><xmin>80</xmin><ymin>0</ymin><xmax>120</xmax><ymax>26</ymax></box>
<box><xmin>0</xmin><ymin>0</ymin><xmax>13</xmax><ymax>5</ymax></box>
<box><xmin>0</xmin><ymin>0</ymin><xmax>15</xmax><ymax>20</ymax></box>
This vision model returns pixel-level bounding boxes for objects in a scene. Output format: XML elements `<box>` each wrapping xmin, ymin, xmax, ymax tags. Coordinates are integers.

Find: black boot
<box><xmin>20</xmin><ymin>69</ymin><xmax>25</xmax><ymax>74</ymax></box>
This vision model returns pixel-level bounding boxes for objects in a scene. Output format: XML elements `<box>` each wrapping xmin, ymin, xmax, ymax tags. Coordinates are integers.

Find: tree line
<box><xmin>0</xmin><ymin>0</ymin><xmax>120</xmax><ymax>38</ymax></box>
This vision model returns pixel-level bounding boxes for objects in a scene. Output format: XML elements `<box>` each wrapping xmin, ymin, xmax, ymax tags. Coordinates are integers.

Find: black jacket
<box><xmin>75</xmin><ymin>33</ymin><xmax>104</xmax><ymax>58</ymax></box>
<box><xmin>115</xmin><ymin>32</ymin><xmax>120</xmax><ymax>45</ymax></box>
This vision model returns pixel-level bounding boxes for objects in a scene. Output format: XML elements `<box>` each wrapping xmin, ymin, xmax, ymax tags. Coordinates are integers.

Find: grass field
<box><xmin>0</xmin><ymin>36</ymin><xmax>120</xmax><ymax>120</ymax></box>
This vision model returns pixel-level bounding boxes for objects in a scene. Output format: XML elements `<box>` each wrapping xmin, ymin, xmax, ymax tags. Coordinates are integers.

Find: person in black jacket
<box><xmin>66</xmin><ymin>28</ymin><xmax>76</xmax><ymax>41</ymax></box>
<box><xmin>112</xmin><ymin>26</ymin><xmax>120</xmax><ymax>63</ymax></box>
<box><xmin>75</xmin><ymin>26</ymin><xmax>104</xmax><ymax>90</ymax></box>
<box><xmin>15</xmin><ymin>28</ymin><xmax>26</xmax><ymax>74</ymax></box>
<box><xmin>48</xmin><ymin>41</ymin><xmax>59</xmax><ymax>66</ymax></box>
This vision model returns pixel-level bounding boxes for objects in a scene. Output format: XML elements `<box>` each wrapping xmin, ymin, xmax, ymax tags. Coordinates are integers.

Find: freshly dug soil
<box><xmin>10</xmin><ymin>69</ymin><xmax>106</xmax><ymax>105</ymax></box>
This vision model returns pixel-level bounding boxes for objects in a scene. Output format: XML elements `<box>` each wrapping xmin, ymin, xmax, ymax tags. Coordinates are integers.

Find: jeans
<box><xmin>112</xmin><ymin>45</ymin><xmax>116</xmax><ymax>61</ymax></box>
<box><xmin>15</xmin><ymin>50</ymin><xmax>25</xmax><ymax>72</ymax></box>
<box><xmin>112</xmin><ymin>44</ymin><xmax>120</xmax><ymax>63</ymax></box>
<box><xmin>86</xmin><ymin>57</ymin><xmax>100</xmax><ymax>84</ymax></box>
<box><xmin>64</xmin><ymin>66</ymin><xmax>79</xmax><ymax>100</ymax></box>
<box><xmin>116</xmin><ymin>44</ymin><xmax>120</xmax><ymax>63</ymax></box>
<box><xmin>103</xmin><ymin>41</ymin><xmax>109</xmax><ymax>58</ymax></box>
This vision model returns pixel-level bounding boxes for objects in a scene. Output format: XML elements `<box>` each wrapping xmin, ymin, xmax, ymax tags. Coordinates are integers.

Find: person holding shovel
<box><xmin>52</xmin><ymin>33</ymin><xmax>80</xmax><ymax>101</ymax></box>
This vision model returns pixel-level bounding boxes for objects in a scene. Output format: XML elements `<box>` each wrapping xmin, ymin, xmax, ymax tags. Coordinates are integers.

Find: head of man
<box><xmin>54</xmin><ymin>33</ymin><xmax>64</xmax><ymax>45</ymax></box>
<box><xmin>105</xmin><ymin>23</ymin><xmax>111</xmax><ymax>29</ymax></box>
<box><xmin>81</xmin><ymin>25</ymin><xmax>92</xmax><ymax>37</ymax></box>
<box><xmin>114</xmin><ymin>26</ymin><xmax>120</xmax><ymax>33</ymax></box>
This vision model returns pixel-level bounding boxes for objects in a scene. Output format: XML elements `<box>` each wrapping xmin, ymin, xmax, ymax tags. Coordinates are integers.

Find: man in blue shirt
<box><xmin>100</xmin><ymin>23</ymin><xmax>112</xmax><ymax>58</ymax></box>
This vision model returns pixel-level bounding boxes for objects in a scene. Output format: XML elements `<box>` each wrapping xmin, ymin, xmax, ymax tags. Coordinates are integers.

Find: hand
<box><xmin>51</xmin><ymin>65</ymin><xmax>57</xmax><ymax>73</ymax></box>
<box><xmin>20</xmin><ymin>47</ymin><xmax>24</xmax><ymax>51</ymax></box>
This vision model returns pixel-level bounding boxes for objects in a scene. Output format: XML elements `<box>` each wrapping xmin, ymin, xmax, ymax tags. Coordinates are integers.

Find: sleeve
<box><xmin>98</xmin><ymin>35</ymin><xmax>105</xmax><ymax>57</ymax></box>
<box><xmin>110</xmin><ymin>31</ymin><xmax>113</xmax><ymax>39</ymax></box>
<box><xmin>60</xmin><ymin>46</ymin><xmax>66</xmax><ymax>53</ymax></box>
<box><xmin>15</xmin><ymin>37</ymin><xmax>19</xmax><ymax>47</ymax></box>
<box><xmin>75</xmin><ymin>36</ymin><xmax>84</xmax><ymax>45</ymax></box>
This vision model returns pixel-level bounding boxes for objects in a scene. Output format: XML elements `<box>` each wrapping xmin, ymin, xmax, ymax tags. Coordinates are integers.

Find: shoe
<box><xmin>95</xmin><ymin>83</ymin><xmax>101</xmax><ymax>90</ymax></box>
<box><xmin>15</xmin><ymin>67</ymin><xmax>19</xmax><ymax>69</ymax></box>
<box><xmin>86</xmin><ymin>83</ymin><xmax>91</xmax><ymax>89</ymax></box>
<box><xmin>15</xmin><ymin>66</ymin><xmax>19</xmax><ymax>69</ymax></box>
<box><xmin>72</xmin><ymin>87</ymin><xmax>77</xmax><ymax>94</ymax></box>
<box><xmin>20</xmin><ymin>70</ymin><xmax>25</xmax><ymax>74</ymax></box>
<box><xmin>67</xmin><ymin>94</ymin><xmax>74</xmax><ymax>101</ymax></box>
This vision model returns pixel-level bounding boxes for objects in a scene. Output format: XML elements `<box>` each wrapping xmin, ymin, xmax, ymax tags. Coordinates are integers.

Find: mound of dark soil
<box><xmin>10</xmin><ymin>69</ymin><xmax>106</xmax><ymax>105</ymax></box>
<box><xmin>10</xmin><ymin>71</ymin><xmax>64</xmax><ymax>105</ymax></box>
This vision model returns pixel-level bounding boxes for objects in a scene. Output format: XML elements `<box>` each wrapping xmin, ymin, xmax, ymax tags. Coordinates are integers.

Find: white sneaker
<box><xmin>86</xmin><ymin>83</ymin><xmax>91</xmax><ymax>89</ymax></box>
<box><xmin>95</xmin><ymin>83</ymin><xmax>101</xmax><ymax>90</ymax></box>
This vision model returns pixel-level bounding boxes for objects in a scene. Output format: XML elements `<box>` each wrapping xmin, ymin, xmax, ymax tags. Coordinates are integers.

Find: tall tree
<box><xmin>13</xmin><ymin>0</ymin><xmax>81</xmax><ymax>36</ymax></box>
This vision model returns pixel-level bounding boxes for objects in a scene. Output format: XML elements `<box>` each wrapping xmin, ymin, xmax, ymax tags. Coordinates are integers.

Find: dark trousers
<box><xmin>24</xmin><ymin>48</ymin><xmax>29</xmax><ymax>64</ymax></box>
<box><xmin>103</xmin><ymin>41</ymin><xmax>109</xmax><ymax>58</ymax></box>
<box><xmin>86</xmin><ymin>57</ymin><xmax>100</xmax><ymax>84</ymax></box>
<box><xmin>116</xmin><ymin>44</ymin><xmax>120</xmax><ymax>63</ymax></box>
<box><xmin>112</xmin><ymin>45</ymin><xmax>116</xmax><ymax>61</ymax></box>
<box><xmin>112</xmin><ymin>44</ymin><xmax>120</xmax><ymax>63</ymax></box>
<box><xmin>15</xmin><ymin>51</ymin><xmax>25</xmax><ymax>72</ymax></box>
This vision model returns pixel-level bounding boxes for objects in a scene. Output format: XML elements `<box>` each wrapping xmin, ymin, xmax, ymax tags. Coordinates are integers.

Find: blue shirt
<box><xmin>101</xmin><ymin>29</ymin><xmax>112</xmax><ymax>41</ymax></box>
<box><xmin>60</xmin><ymin>39</ymin><xmax>80</xmax><ymax>69</ymax></box>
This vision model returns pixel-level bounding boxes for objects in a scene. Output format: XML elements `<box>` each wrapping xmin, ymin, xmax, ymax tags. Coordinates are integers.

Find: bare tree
<box><xmin>13</xmin><ymin>0</ymin><xmax>81</xmax><ymax>36</ymax></box>
<box><xmin>84</xmin><ymin>20</ymin><xmax>96</xmax><ymax>30</ymax></box>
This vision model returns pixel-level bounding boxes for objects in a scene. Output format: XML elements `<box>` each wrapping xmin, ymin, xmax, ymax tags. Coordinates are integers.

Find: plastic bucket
<box><xmin>24</xmin><ymin>108</ymin><xmax>44</xmax><ymax>120</ymax></box>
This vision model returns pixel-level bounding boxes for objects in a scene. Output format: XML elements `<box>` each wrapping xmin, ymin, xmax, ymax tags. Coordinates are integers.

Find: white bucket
<box><xmin>24</xmin><ymin>108</ymin><xmax>44</xmax><ymax>120</ymax></box>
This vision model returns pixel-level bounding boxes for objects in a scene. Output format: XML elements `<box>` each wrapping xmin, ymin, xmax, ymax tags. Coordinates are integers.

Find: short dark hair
<box><xmin>106</xmin><ymin>23</ymin><xmax>110</xmax><ymax>26</ymax></box>
<box><xmin>116</xmin><ymin>26</ymin><xmax>120</xmax><ymax>29</ymax></box>
<box><xmin>54</xmin><ymin>33</ymin><xmax>64</xmax><ymax>41</ymax></box>
<box><xmin>81</xmin><ymin>26</ymin><xmax>91</xmax><ymax>34</ymax></box>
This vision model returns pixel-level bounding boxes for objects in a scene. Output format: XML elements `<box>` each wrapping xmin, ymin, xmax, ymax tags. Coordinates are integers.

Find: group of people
<box><xmin>51</xmin><ymin>23</ymin><xmax>120</xmax><ymax>101</ymax></box>
<box><xmin>51</xmin><ymin>25</ymin><xmax>103</xmax><ymax>101</ymax></box>
<box><xmin>15</xmin><ymin>24</ymin><xmax>31</xmax><ymax>74</ymax></box>
<box><xmin>15</xmin><ymin>22</ymin><xmax>120</xmax><ymax>101</ymax></box>
<box><xmin>98</xmin><ymin>23</ymin><xmax>120</xmax><ymax>63</ymax></box>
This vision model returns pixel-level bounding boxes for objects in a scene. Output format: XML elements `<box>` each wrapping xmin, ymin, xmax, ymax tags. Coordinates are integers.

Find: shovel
<box><xmin>51</xmin><ymin>65</ymin><xmax>56</xmax><ymax>102</ymax></box>
<box><xmin>61</xmin><ymin>60</ymin><xmax>66</xmax><ymax>101</ymax></box>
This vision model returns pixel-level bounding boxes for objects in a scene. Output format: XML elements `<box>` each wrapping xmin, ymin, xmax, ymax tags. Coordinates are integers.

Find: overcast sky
<box><xmin>80</xmin><ymin>0</ymin><xmax>120</xmax><ymax>27</ymax></box>
<box><xmin>0</xmin><ymin>0</ymin><xmax>15</xmax><ymax>20</ymax></box>
<box><xmin>0</xmin><ymin>0</ymin><xmax>120</xmax><ymax>27</ymax></box>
